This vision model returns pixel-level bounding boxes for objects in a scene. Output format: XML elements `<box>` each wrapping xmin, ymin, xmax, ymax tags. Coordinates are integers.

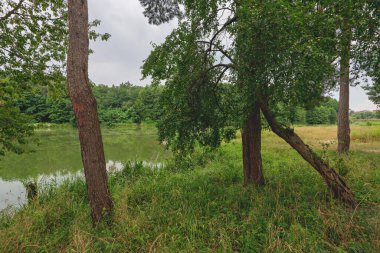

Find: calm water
<box><xmin>0</xmin><ymin>124</ymin><xmax>170</xmax><ymax>211</ymax></box>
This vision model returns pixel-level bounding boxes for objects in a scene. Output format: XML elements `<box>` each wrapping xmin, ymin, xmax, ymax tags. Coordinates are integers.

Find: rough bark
<box><xmin>242</xmin><ymin>104</ymin><xmax>265</xmax><ymax>185</ymax></box>
<box><xmin>260</xmin><ymin>101</ymin><xmax>356</xmax><ymax>207</ymax></box>
<box><xmin>337</xmin><ymin>11</ymin><xmax>352</xmax><ymax>154</ymax></box>
<box><xmin>67</xmin><ymin>0</ymin><xmax>113</xmax><ymax>223</ymax></box>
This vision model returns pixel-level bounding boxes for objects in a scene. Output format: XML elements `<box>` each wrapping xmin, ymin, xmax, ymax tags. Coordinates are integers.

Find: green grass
<box><xmin>352</xmin><ymin>119</ymin><xmax>380</xmax><ymax>127</ymax></box>
<box><xmin>351</xmin><ymin>126</ymin><xmax>380</xmax><ymax>143</ymax></box>
<box><xmin>0</xmin><ymin>126</ymin><xmax>379</xmax><ymax>252</ymax></box>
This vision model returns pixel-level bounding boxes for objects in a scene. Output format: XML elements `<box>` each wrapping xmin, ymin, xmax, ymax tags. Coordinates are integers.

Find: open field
<box><xmin>260</xmin><ymin>125</ymin><xmax>380</xmax><ymax>153</ymax></box>
<box><xmin>0</xmin><ymin>125</ymin><xmax>379</xmax><ymax>252</ymax></box>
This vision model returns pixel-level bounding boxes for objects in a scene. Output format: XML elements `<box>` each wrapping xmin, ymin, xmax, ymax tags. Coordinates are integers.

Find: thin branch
<box><xmin>13</xmin><ymin>12</ymin><xmax>65</xmax><ymax>21</ymax></box>
<box><xmin>199</xmin><ymin>15</ymin><xmax>237</xmax><ymax>68</ymax></box>
<box><xmin>0</xmin><ymin>0</ymin><xmax>25</xmax><ymax>21</ymax></box>
<box><xmin>210</xmin><ymin>16</ymin><xmax>237</xmax><ymax>46</ymax></box>
<box><xmin>217</xmin><ymin>7</ymin><xmax>234</xmax><ymax>13</ymax></box>
<box><xmin>196</xmin><ymin>40</ymin><xmax>236</xmax><ymax>65</ymax></box>
<box><xmin>207</xmin><ymin>63</ymin><xmax>235</xmax><ymax>72</ymax></box>
<box><xmin>214</xmin><ymin>66</ymin><xmax>229</xmax><ymax>87</ymax></box>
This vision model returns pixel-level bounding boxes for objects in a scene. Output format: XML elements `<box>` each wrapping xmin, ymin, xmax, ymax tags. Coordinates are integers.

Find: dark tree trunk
<box><xmin>67</xmin><ymin>0</ymin><xmax>113</xmax><ymax>223</ymax></box>
<box><xmin>260</xmin><ymin>101</ymin><xmax>356</xmax><ymax>207</ymax></box>
<box><xmin>337</xmin><ymin>12</ymin><xmax>352</xmax><ymax>154</ymax></box>
<box><xmin>242</xmin><ymin>104</ymin><xmax>265</xmax><ymax>185</ymax></box>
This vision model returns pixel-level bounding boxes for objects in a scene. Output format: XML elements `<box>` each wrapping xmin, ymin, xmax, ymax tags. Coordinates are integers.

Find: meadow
<box><xmin>0</xmin><ymin>124</ymin><xmax>379</xmax><ymax>252</ymax></box>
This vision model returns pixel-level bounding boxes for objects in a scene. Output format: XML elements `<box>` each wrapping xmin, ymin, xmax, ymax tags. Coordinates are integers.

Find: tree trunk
<box><xmin>260</xmin><ymin>101</ymin><xmax>356</xmax><ymax>207</ymax></box>
<box><xmin>242</xmin><ymin>104</ymin><xmax>265</xmax><ymax>185</ymax></box>
<box><xmin>67</xmin><ymin>0</ymin><xmax>113</xmax><ymax>223</ymax></box>
<box><xmin>337</xmin><ymin>9</ymin><xmax>352</xmax><ymax>154</ymax></box>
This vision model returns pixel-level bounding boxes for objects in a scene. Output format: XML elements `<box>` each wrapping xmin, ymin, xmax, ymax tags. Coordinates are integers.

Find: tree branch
<box><xmin>0</xmin><ymin>0</ymin><xmax>25</xmax><ymax>21</ymax></box>
<box><xmin>196</xmin><ymin>40</ymin><xmax>236</xmax><ymax>65</ymax></box>
<box><xmin>207</xmin><ymin>63</ymin><xmax>235</xmax><ymax>72</ymax></box>
<box><xmin>210</xmin><ymin>16</ymin><xmax>237</xmax><ymax>46</ymax></box>
<box><xmin>214</xmin><ymin>66</ymin><xmax>229</xmax><ymax>86</ymax></box>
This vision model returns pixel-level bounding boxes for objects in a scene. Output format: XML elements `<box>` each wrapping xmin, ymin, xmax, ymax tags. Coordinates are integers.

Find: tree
<box><xmin>139</xmin><ymin>0</ymin><xmax>180</xmax><ymax>25</ymax></box>
<box><xmin>142</xmin><ymin>0</ymin><xmax>356</xmax><ymax>206</ymax></box>
<box><xmin>336</xmin><ymin>1</ymin><xmax>352</xmax><ymax>154</ymax></box>
<box><xmin>320</xmin><ymin>0</ymin><xmax>380</xmax><ymax>154</ymax></box>
<box><xmin>67</xmin><ymin>0</ymin><xmax>113</xmax><ymax>223</ymax></box>
<box><xmin>0</xmin><ymin>0</ymin><xmax>67</xmax><ymax>155</ymax></box>
<box><xmin>1</xmin><ymin>1</ymin><xmax>110</xmax><ymax>155</ymax></box>
<box><xmin>0</xmin><ymin>0</ymin><xmax>67</xmax><ymax>84</ymax></box>
<box><xmin>367</xmin><ymin>82</ymin><xmax>380</xmax><ymax>106</ymax></box>
<box><xmin>358</xmin><ymin>0</ymin><xmax>380</xmax><ymax>108</ymax></box>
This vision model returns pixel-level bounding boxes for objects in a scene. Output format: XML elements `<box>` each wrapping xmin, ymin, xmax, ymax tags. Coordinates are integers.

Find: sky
<box><xmin>87</xmin><ymin>0</ymin><xmax>377</xmax><ymax>112</ymax></box>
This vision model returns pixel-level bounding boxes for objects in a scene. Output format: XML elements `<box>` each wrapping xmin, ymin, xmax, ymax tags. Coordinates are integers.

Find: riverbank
<box><xmin>0</xmin><ymin>126</ymin><xmax>379</xmax><ymax>252</ymax></box>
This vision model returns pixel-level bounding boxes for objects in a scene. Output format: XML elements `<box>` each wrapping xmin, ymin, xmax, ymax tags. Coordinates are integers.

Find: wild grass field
<box><xmin>0</xmin><ymin>125</ymin><xmax>379</xmax><ymax>252</ymax></box>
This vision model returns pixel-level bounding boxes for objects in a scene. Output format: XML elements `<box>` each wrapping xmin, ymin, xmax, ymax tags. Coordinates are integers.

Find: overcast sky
<box><xmin>87</xmin><ymin>0</ymin><xmax>377</xmax><ymax>111</ymax></box>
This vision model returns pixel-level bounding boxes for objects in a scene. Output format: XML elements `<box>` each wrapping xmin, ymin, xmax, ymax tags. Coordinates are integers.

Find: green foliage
<box><xmin>13</xmin><ymin>82</ymin><xmax>341</xmax><ymax>127</ymax></box>
<box><xmin>350</xmin><ymin>0</ymin><xmax>380</xmax><ymax>99</ymax></box>
<box><xmin>0</xmin><ymin>105</ymin><xmax>33</xmax><ymax>156</ymax></box>
<box><xmin>317</xmin><ymin>0</ymin><xmax>380</xmax><ymax>105</ymax></box>
<box><xmin>139</xmin><ymin>0</ymin><xmax>180</xmax><ymax>25</ymax></box>
<box><xmin>14</xmin><ymin>84</ymin><xmax>163</xmax><ymax>126</ymax></box>
<box><xmin>1</xmin><ymin>139</ymin><xmax>379</xmax><ymax>252</ymax></box>
<box><xmin>351</xmin><ymin>110</ymin><xmax>380</xmax><ymax>120</ymax></box>
<box><xmin>0</xmin><ymin>1</ymin><xmax>67</xmax><ymax>156</ymax></box>
<box><xmin>236</xmin><ymin>0</ymin><xmax>337</xmax><ymax>109</ymax></box>
<box><xmin>275</xmin><ymin>97</ymin><xmax>338</xmax><ymax>125</ymax></box>
<box><xmin>0</xmin><ymin>1</ymin><xmax>112</xmax><ymax>155</ymax></box>
<box><xmin>99</xmin><ymin>108</ymin><xmax>129</xmax><ymax>127</ymax></box>
<box><xmin>306</xmin><ymin>106</ymin><xmax>337</xmax><ymax>125</ymax></box>
<box><xmin>0</xmin><ymin>76</ymin><xmax>33</xmax><ymax>156</ymax></box>
<box><xmin>142</xmin><ymin>0</ymin><xmax>339</xmax><ymax>157</ymax></box>
<box><xmin>0</xmin><ymin>0</ymin><xmax>68</xmax><ymax>86</ymax></box>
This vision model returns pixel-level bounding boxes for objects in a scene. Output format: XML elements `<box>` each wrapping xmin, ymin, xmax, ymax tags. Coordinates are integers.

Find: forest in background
<box><xmin>13</xmin><ymin>83</ymin><xmax>379</xmax><ymax>127</ymax></box>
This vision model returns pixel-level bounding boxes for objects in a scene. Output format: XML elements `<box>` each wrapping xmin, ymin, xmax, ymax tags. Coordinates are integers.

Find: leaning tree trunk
<box><xmin>260</xmin><ymin>101</ymin><xmax>356</xmax><ymax>207</ymax></box>
<box><xmin>337</xmin><ymin>10</ymin><xmax>352</xmax><ymax>154</ymax></box>
<box><xmin>67</xmin><ymin>0</ymin><xmax>113</xmax><ymax>223</ymax></box>
<box><xmin>242</xmin><ymin>104</ymin><xmax>265</xmax><ymax>185</ymax></box>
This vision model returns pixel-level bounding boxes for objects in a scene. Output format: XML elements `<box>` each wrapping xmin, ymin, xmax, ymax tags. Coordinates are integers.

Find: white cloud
<box><xmin>332</xmin><ymin>86</ymin><xmax>377</xmax><ymax>111</ymax></box>
<box><xmin>88</xmin><ymin>0</ymin><xmax>176</xmax><ymax>86</ymax></box>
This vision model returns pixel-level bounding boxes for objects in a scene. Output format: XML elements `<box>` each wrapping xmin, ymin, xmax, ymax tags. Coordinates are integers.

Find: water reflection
<box><xmin>0</xmin><ymin>179</ymin><xmax>26</xmax><ymax>211</ymax></box>
<box><xmin>0</xmin><ymin>160</ymin><xmax>163</xmax><ymax>212</ymax></box>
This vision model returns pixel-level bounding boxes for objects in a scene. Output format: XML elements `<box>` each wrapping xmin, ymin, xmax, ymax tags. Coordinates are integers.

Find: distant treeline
<box><xmin>281</xmin><ymin>97</ymin><xmax>339</xmax><ymax>125</ymax></box>
<box><xmin>15</xmin><ymin>83</ymin><xmax>377</xmax><ymax>126</ymax></box>
<box><xmin>350</xmin><ymin>110</ymin><xmax>380</xmax><ymax>120</ymax></box>
<box><xmin>16</xmin><ymin>83</ymin><xmax>162</xmax><ymax>126</ymax></box>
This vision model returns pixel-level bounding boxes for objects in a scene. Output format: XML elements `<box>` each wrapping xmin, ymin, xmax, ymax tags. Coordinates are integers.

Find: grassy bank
<box><xmin>0</xmin><ymin>126</ymin><xmax>379</xmax><ymax>252</ymax></box>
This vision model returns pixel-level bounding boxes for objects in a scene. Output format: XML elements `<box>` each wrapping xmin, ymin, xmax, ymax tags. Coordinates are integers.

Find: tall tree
<box><xmin>326</xmin><ymin>0</ymin><xmax>380</xmax><ymax>154</ymax></box>
<box><xmin>361</xmin><ymin>0</ymin><xmax>380</xmax><ymax>107</ymax></box>
<box><xmin>67</xmin><ymin>0</ymin><xmax>113</xmax><ymax>223</ymax></box>
<box><xmin>142</xmin><ymin>0</ymin><xmax>356</xmax><ymax>206</ymax></box>
<box><xmin>337</xmin><ymin>1</ymin><xmax>352</xmax><ymax>154</ymax></box>
<box><xmin>367</xmin><ymin>84</ymin><xmax>380</xmax><ymax>106</ymax></box>
<box><xmin>142</xmin><ymin>0</ymin><xmax>265</xmax><ymax>185</ymax></box>
<box><xmin>242</xmin><ymin>104</ymin><xmax>264</xmax><ymax>185</ymax></box>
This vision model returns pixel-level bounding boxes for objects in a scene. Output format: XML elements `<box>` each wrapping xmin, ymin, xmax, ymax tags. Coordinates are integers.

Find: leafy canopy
<box><xmin>142</xmin><ymin>0</ymin><xmax>338</xmax><ymax>154</ymax></box>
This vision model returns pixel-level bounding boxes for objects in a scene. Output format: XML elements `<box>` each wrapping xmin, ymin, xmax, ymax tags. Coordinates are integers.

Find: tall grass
<box><xmin>351</xmin><ymin>126</ymin><xmax>380</xmax><ymax>143</ymax></box>
<box><xmin>0</xmin><ymin>138</ymin><xmax>379</xmax><ymax>252</ymax></box>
